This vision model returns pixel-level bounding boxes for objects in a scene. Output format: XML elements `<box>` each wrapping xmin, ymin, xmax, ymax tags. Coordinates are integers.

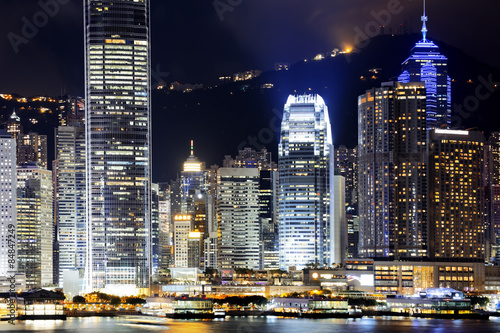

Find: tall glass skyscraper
<box><xmin>55</xmin><ymin>124</ymin><xmax>86</xmax><ymax>288</ymax></box>
<box><xmin>278</xmin><ymin>94</ymin><xmax>334</xmax><ymax>269</ymax></box>
<box><xmin>84</xmin><ymin>0</ymin><xmax>151</xmax><ymax>295</ymax></box>
<box><xmin>398</xmin><ymin>2</ymin><xmax>451</xmax><ymax>129</ymax></box>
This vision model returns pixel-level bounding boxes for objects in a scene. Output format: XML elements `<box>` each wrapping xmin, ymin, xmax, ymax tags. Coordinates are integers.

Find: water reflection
<box><xmin>0</xmin><ymin>317</ymin><xmax>500</xmax><ymax>333</ymax></box>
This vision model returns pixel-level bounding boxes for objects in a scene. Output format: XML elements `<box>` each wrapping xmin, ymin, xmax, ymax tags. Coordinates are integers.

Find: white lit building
<box><xmin>217</xmin><ymin>168</ymin><xmax>260</xmax><ymax>270</ymax></box>
<box><xmin>84</xmin><ymin>0</ymin><xmax>152</xmax><ymax>295</ymax></box>
<box><xmin>0</xmin><ymin>131</ymin><xmax>16</xmax><ymax>277</ymax></box>
<box><xmin>55</xmin><ymin>125</ymin><xmax>86</xmax><ymax>289</ymax></box>
<box><xmin>278</xmin><ymin>94</ymin><xmax>334</xmax><ymax>269</ymax></box>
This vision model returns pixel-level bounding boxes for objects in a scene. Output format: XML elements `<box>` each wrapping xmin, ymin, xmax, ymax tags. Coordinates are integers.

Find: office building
<box><xmin>218</xmin><ymin>168</ymin><xmax>260</xmax><ymax>270</ymax></box>
<box><xmin>84</xmin><ymin>0</ymin><xmax>152</xmax><ymax>295</ymax></box>
<box><xmin>17</xmin><ymin>163</ymin><xmax>53</xmax><ymax>288</ymax></box>
<box><xmin>331</xmin><ymin>175</ymin><xmax>346</xmax><ymax>264</ymax></box>
<box><xmin>0</xmin><ymin>131</ymin><xmax>16</xmax><ymax>277</ymax></box>
<box><xmin>17</xmin><ymin>132</ymin><xmax>48</xmax><ymax>169</ymax></box>
<box><xmin>398</xmin><ymin>3</ymin><xmax>451</xmax><ymax>129</ymax></box>
<box><xmin>224</xmin><ymin>148</ymin><xmax>279</xmax><ymax>269</ymax></box>
<box><xmin>55</xmin><ymin>124</ymin><xmax>86</xmax><ymax>289</ymax></box>
<box><xmin>173</xmin><ymin>214</ymin><xmax>191</xmax><ymax>269</ymax></box>
<box><xmin>278</xmin><ymin>94</ymin><xmax>334</xmax><ymax>269</ymax></box>
<box><xmin>334</xmin><ymin>146</ymin><xmax>358</xmax><ymax>209</ymax></box>
<box><xmin>180</xmin><ymin>142</ymin><xmax>206</xmax><ymax>215</ymax></box>
<box><xmin>5</xmin><ymin>110</ymin><xmax>22</xmax><ymax>142</ymax></box>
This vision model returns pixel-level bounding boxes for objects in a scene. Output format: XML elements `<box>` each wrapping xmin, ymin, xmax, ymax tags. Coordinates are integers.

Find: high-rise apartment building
<box><xmin>84</xmin><ymin>0</ymin><xmax>152</xmax><ymax>295</ymax></box>
<box><xmin>278</xmin><ymin>94</ymin><xmax>334</xmax><ymax>269</ymax></box>
<box><xmin>0</xmin><ymin>131</ymin><xmax>16</xmax><ymax>277</ymax></box>
<box><xmin>55</xmin><ymin>125</ymin><xmax>86</xmax><ymax>288</ymax></box>
<box><xmin>428</xmin><ymin>129</ymin><xmax>485</xmax><ymax>260</ymax></box>
<box><xmin>358</xmin><ymin>82</ymin><xmax>427</xmax><ymax>259</ymax></box>
<box><xmin>17</xmin><ymin>163</ymin><xmax>53</xmax><ymax>288</ymax></box>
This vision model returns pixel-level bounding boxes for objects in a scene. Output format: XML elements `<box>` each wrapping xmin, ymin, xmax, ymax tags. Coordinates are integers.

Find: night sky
<box><xmin>0</xmin><ymin>0</ymin><xmax>499</xmax><ymax>96</ymax></box>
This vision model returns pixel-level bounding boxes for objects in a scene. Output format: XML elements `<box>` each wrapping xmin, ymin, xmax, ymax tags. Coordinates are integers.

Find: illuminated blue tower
<box><xmin>398</xmin><ymin>0</ymin><xmax>451</xmax><ymax>129</ymax></box>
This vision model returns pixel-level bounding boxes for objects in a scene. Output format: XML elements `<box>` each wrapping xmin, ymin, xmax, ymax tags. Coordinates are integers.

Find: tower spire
<box><xmin>190</xmin><ymin>140</ymin><xmax>194</xmax><ymax>156</ymax></box>
<box><xmin>421</xmin><ymin>0</ymin><xmax>428</xmax><ymax>41</ymax></box>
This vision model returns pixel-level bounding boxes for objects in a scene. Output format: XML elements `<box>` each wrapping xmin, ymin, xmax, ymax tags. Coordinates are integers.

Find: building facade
<box><xmin>17</xmin><ymin>163</ymin><xmax>53</xmax><ymax>288</ymax></box>
<box><xmin>428</xmin><ymin>129</ymin><xmax>485</xmax><ymax>261</ymax></box>
<box><xmin>398</xmin><ymin>7</ymin><xmax>451</xmax><ymax>129</ymax></box>
<box><xmin>278</xmin><ymin>94</ymin><xmax>334</xmax><ymax>269</ymax></box>
<box><xmin>217</xmin><ymin>168</ymin><xmax>260</xmax><ymax>270</ymax></box>
<box><xmin>358</xmin><ymin>82</ymin><xmax>427</xmax><ymax>259</ymax></box>
<box><xmin>55</xmin><ymin>125</ymin><xmax>86</xmax><ymax>288</ymax></box>
<box><xmin>0</xmin><ymin>131</ymin><xmax>16</xmax><ymax>277</ymax></box>
<box><xmin>84</xmin><ymin>0</ymin><xmax>152</xmax><ymax>295</ymax></box>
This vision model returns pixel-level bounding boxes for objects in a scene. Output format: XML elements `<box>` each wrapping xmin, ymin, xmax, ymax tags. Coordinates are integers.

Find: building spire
<box><xmin>421</xmin><ymin>0</ymin><xmax>428</xmax><ymax>41</ymax></box>
<box><xmin>190</xmin><ymin>140</ymin><xmax>194</xmax><ymax>156</ymax></box>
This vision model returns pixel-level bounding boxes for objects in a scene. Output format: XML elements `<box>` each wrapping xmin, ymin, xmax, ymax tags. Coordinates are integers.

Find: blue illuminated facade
<box><xmin>398</xmin><ymin>2</ymin><xmax>451</xmax><ymax>129</ymax></box>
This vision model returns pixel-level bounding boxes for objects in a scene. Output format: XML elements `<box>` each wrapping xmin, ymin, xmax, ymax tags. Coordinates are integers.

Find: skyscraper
<box><xmin>223</xmin><ymin>147</ymin><xmax>279</xmax><ymax>269</ymax></box>
<box><xmin>398</xmin><ymin>1</ymin><xmax>451</xmax><ymax>129</ymax></box>
<box><xmin>17</xmin><ymin>163</ymin><xmax>53</xmax><ymax>288</ymax></box>
<box><xmin>358</xmin><ymin>82</ymin><xmax>427</xmax><ymax>259</ymax></box>
<box><xmin>428</xmin><ymin>129</ymin><xmax>485</xmax><ymax>261</ymax></box>
<box><xmin>180</xmin><ymin>142</ymin><xmax>206</xmax><ymax>215</ymax></box>
<box><xmin>487</xmin><ymin>132</ymin><xmax>500</xmax><ymax>262</ymax></box>
<box><xmin>217</xmin><ymin>168</ymin><xmax>260</xmax><ymax>271</ymax></box>
<box><xmin>0</xmin><ymin>131</ymin><xmax>16</xmax><ymax>277</ymax></box>
<box><xmin>358</xmin><ymin>84</ymin><xmax>395</xmax><ymax>258</ymax></box>
<box><xmin>84</xmin><ymin>0</ymin><xmax>151</xmax><ymax>295</ymax></box>
<box><xmin>278</xmin><ymin>94</ymin><xmax>334</xmax><ymax>269</ymax></box>
<box><xmin>55</xmin><ymin>124</ymin><xmax>86</xmax><ymax>288</ymax></box>
<box><xmin>17</xmin><ymin>132</ymin><xmax>48</xmax><ymax>169</ymax></box>
<box><xmin>334</xmin><ymin>146</ymin><xmax>358</xmax><ymax>210</ymax></box>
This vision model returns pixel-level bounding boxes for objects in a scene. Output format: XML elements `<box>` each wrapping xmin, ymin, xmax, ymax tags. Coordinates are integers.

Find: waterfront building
<box><xmin>84</xmin><ymin>0</ymin><xmax>152</xmax><ymax>295</ymax></box>
<box><xmin>278</xmin><ymin>94</ymin><xmax>334</xmax><ymax>269</ymax></box>
<box><xmin>217</xmin><ymin>167</ymin><xmax>260</xmax><ymax>270</ymax></box>
<box><xmin>358</xmin><ymin>82</ymin><xmax>427</xmax><ymax>259</ymax></box>
<box><xmin>224</xmin><ymin>148</ymin><xmax>279</xmax><ymax>269</ymax></box>
<box><xmin>428</xmin><ymin>129</ymin><xmax>485</xmax><ymax>261</ymax></box>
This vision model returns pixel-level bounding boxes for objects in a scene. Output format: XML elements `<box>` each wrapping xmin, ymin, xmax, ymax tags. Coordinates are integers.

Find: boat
<box><xmin>214</xmin><ymin>308</ymin><xmax>226</xmax><ymax>318</ymax></box>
